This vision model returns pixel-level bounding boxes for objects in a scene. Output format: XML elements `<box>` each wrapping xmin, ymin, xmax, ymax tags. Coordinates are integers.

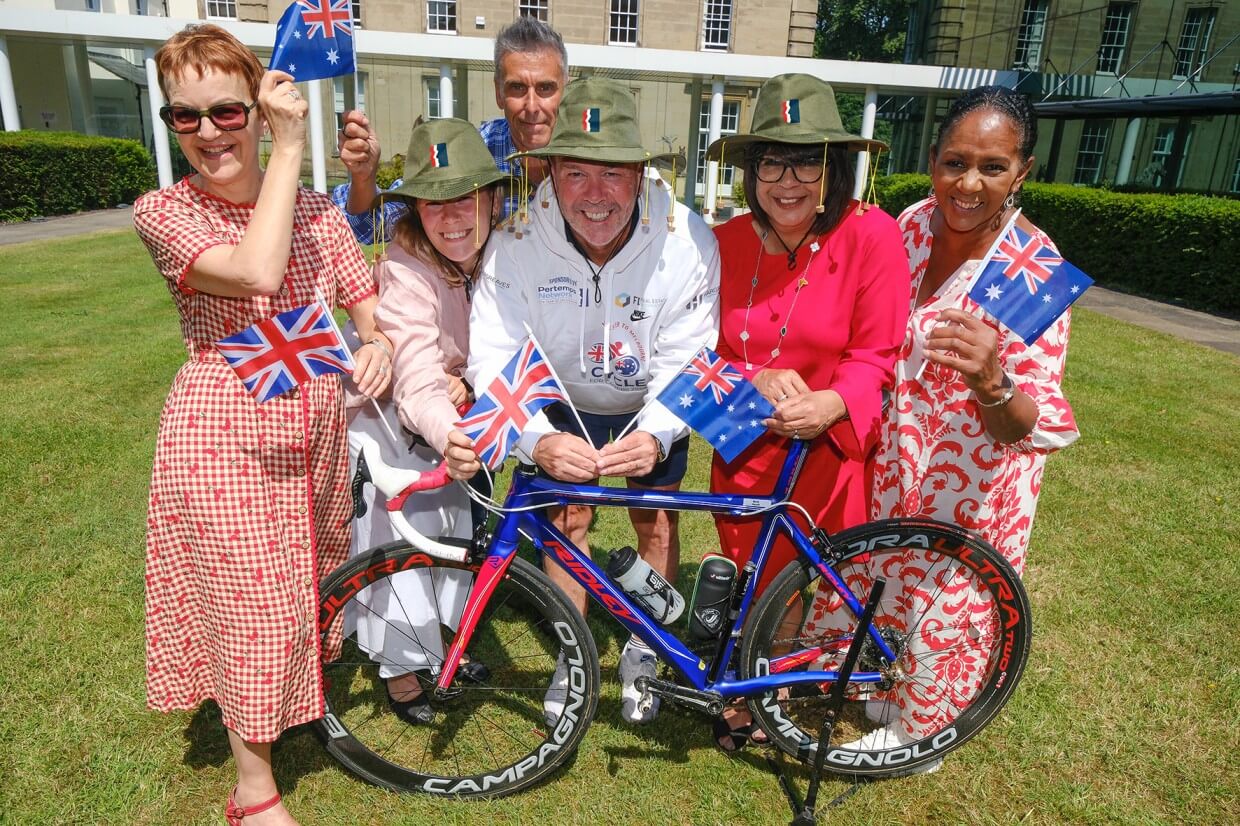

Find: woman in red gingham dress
<box><xmin>802</xmin><ymin>87</ymin><xmax>1079</xmax><ymax>773</ymax></box>
<box><xmin>132</xmin><ymin>25</ymin><xmax>391</xmax><ymax>825</ymax></box>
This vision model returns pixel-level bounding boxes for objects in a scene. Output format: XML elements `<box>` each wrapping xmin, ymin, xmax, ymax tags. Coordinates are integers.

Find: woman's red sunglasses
<box><xmin>159</xmin><ymin>101</ymin><xmax>258</xmax><ymax>134</ymax></box>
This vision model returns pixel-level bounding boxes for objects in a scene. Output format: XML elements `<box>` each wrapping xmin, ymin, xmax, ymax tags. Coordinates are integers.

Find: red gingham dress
<box><xmin>134</xmin><ymin>178</ymin><xmax>375</xmax><ymax>742</ymax></box>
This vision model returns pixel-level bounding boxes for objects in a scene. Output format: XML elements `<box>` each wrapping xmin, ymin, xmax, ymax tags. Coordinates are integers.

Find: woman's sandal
<box><xmin>712</xmin><ymin>716</ymin><xmax>770</xmax><ymax>754</ymax></box>
<box><xmin>225</xmin><ymin>786</ymin><xmax>281</xmax><ymax>825</ymax></box>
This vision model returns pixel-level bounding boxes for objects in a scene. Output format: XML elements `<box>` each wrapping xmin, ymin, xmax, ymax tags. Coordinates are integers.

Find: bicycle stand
<box><xmin>766</xmin><ymin>576</ymin><xmax>887</xmax><ymax>826</ymax></box>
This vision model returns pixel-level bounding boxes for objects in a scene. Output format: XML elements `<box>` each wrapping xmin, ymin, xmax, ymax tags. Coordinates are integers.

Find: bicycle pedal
<box><xmin>638</xmin><ymin>676</ymin><xmax>725</xmax><ymax>716</ymax></box>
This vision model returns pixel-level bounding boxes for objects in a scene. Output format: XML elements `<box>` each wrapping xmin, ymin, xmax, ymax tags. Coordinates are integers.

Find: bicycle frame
<box><xmin>436</xmin><ymin>439</ymin><xmax>900</xmax><ymax>700</ymax></box>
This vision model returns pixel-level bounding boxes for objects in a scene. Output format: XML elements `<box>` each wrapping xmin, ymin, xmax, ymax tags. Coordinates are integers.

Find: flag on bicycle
<box><xmin>457</xmin><ymin>337</ymin><xmax>569</xmax><ymax>469</ymax></box>
<box><xmin>270</xmin><ymin>0</ymin><xmax>357</xmax><ymax>82</ymax></box>
<box><xmin>215</xmin><ymin>300</ymin><xmax>352</xmax><ymax>403</ymax></box>
<box><xmin>654</xmin><ymin>346</ymin><xmax>774</xmax><ymax>463</ymax></box>
<box><xmin>968</xmin><ymin>222</ymin><xmax>1093</xmax><ymax>344</ymax></box>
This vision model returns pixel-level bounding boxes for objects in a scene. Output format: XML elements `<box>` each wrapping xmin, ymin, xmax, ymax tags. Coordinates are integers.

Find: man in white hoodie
<box><xmin>467</xmin><ymin>77</ymin><xmax>720</xmax><ymax>725</ymax></box>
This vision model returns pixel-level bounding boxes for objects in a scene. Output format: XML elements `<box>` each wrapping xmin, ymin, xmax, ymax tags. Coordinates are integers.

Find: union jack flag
<box><xmin>215</xmin><ymin>301</ymin><xmax>352</xmax><ymax>403</ymax></box>
<box><xmin>990</xmin><ymin>227</ymin><xmax>1064</xmax><ymax>294</ymax></box>
<box><xmin>586</xmin><ymin>341</ymin><xmax>625</xmax><ymax>364</ymax></box>
<box><xmin>684</xmin><ymin>349</ymin><xmax>738</xmax><ymax>404</ymax></box>
<box><xmin>270</xmin><ymin>0</ymin><xmax>356</xmax><ymax>82</ymax></box>
<box><xmin>457</xmin><ymin>339</ymin><xmax>568</xmax><ymax>469</ymax></box>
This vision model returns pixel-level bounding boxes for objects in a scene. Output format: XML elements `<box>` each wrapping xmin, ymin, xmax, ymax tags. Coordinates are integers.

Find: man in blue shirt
<box><xmin>331</xmin><ymin>17</ymin><xmax>567</xmax><ymax>242</ymax></box>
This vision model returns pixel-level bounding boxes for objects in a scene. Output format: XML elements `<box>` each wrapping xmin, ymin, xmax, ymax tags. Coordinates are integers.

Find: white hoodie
<box><xmin>467</xmin><ymin>171</ymin><xmax>720</xmax><ymax>461</ymax></box>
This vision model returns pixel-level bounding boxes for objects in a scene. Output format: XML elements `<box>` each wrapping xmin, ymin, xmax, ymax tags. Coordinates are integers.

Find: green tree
<box><xmin>815</xmin><ymin>0</ymin><xmax>914</xmax><ymax>63</ymax></box>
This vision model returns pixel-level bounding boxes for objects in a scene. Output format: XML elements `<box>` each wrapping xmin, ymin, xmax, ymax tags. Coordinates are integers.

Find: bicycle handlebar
<box><xmin>353</xmin><ymin>431</ymin><xmax>467</xmax><ymax>563</ymax></box>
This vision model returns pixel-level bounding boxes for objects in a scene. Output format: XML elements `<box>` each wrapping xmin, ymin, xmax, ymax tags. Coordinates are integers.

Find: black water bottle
<box><xmin>688</xmin><ymin>555</ymin><xmax>737</xmax><ymax>640</ymax></box>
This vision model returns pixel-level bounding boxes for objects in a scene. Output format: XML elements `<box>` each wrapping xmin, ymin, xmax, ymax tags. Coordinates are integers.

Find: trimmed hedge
<box><xmin>0</xmin><ymin>131</ymin><xmax>157</xmax><ymax>223</ymax></box>
<box><xmin>873</xmin><ymin>173</ymin><xmax>1240</xmax><ymax>316</ymax></box>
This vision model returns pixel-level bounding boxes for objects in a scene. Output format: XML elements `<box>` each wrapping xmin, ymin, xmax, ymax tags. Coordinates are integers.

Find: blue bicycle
<box><xmin>315</xmin><ymin>436</ymin><xmax>1031</xmax><ymax>798</ymax></box>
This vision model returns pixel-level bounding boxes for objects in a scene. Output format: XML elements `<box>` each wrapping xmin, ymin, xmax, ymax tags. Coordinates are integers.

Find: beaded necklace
<box><xmin>738</xmin><ymin>229</ymin><xmax>820</xmax><ymax>370</ymax></box>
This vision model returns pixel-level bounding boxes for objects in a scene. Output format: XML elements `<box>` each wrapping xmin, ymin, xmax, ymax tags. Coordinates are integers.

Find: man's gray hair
<box><xmin>493</xmin><ymin>17</ymin><xmax>568</xmax><ymax>81</ymax></box>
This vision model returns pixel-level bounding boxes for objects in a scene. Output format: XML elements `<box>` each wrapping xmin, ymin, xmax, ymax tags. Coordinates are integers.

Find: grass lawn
<box><xmin>0</xmin><ymin>229</ymin><xmax>1237</xmax><ymax>824</ymax></box>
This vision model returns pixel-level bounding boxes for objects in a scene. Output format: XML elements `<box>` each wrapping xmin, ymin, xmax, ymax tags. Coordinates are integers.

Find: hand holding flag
<box><xmin>653</xmin><ymin>347</ymin><xmax>774</xmax><ymax>463</ymax></box>
<box><xmin>271</xmin><ymin>0</ymin><xmax>357</xmax><ymax>82</ymax></box>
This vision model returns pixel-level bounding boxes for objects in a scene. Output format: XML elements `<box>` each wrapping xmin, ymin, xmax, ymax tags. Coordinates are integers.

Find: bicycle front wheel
<box><xmin>741</xmin><ymin>518</ymin><xmax>1032</xmax><ymax>778</ymax></box>
<box><xmin>315</xmin><ymin>545</ymin><xmax>599</xmax><ymax>798</ymax></box>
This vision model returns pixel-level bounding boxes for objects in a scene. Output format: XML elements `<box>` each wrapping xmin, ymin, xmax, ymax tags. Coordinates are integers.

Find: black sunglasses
<box><xmin>159</xmin><ymin>101</ymin><xmax>258</xmax><ymax>134</ymax></box>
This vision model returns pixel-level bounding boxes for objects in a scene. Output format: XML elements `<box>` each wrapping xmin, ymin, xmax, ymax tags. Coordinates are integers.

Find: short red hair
<box><xmin>155</xmin><ymin>23</ymin><xmax>263</xmax><ymax>102</ymax></box>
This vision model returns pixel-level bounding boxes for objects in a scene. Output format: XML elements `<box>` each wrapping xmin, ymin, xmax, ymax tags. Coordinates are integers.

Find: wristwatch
<box><xmin>650</xmin><ymin>433</ymin><xmax>667</xmax><ymax>464</ymax></box>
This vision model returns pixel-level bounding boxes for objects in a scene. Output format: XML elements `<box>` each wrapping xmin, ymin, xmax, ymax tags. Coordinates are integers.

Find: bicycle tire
<box><xmin>314</xmin><ymin>543</ymin><xmax>600</xmax><ymax>798</ymax></box>
<box><xmin>740</xmin><ymin>518</ymin><xmax>1032</xmax><ymax>777</ymax></box>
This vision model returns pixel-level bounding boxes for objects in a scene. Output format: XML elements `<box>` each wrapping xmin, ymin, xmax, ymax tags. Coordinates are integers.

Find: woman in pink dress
<box><xmin>133</xmin><ymin>24</ymin><xmax>390</xmax><ymax>825</ymax></box>
<box><xmin>344</xmin><ymin>117</ymin><xmax>499</xmax><ymax>725</ymax></box>
<box><xmin>703</xmin><ymin>73</ymin><xmax>908</xmax><ymax>750</ymax></box>
<box><xmin>808</xmin><ymin>85</ymin><xmax>1080</xmax><ymax>771</ymax></box>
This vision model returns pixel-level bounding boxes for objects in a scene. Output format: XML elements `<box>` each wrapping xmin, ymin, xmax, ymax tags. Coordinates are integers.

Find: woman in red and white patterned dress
<box><xmin>804</xmin><ymin>87</ymin><xmax>1079</xmax><ymax>769</ymax></box>
<box><xmin>133</xmin><ymin>25</ymin><xmax>390</xmax><ymax>825</ymax></box>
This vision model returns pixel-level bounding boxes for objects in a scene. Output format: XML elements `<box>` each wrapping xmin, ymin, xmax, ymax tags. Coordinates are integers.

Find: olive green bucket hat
<box><xmin>705</xmin><ymin>73</ymin><xmax>887</xmax><ymax>167</ymax></box>
<box><xmin>384</xmin><ymin>117</ymin><xmax>506</xmax><ymax>203</ymax></box>
<box><xmin>515</xmin><ymin>76</ymin><xmax>677</xmax><ymax>165</ymax></box>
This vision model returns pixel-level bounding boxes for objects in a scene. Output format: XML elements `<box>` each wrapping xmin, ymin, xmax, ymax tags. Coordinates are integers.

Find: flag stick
<box><xmin>913</xmin><ymin>208</ymin><xmax>1022</xmax><ymax>381</ymax></box>
<box><xmin>368</xmin><ymin>397</ymin><xmax>403</xmax><ymax>448</ymax></box>
<box><xmin>612</xmin><ymin>342</ymin><xmax>709</xmax><ymax>444</ymax></box>
<box><xmin>521</xmin><ymin>321</ymin><xmax>589</xmax><ymax>440</ymax></box>
<box><xmin>315</xmin><ymin>289</ymin><xmax>356</xmax><ymax>371</ymax></box>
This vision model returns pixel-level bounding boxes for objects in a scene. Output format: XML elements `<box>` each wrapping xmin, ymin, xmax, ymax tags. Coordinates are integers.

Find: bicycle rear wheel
<box><xmin>314</xmin><ymin>544</ymin><xmax>599</xmax><ymax>798</ymax></box>
<box><xmin>741</xmin><ymin>518</ymin><xmax>1031</xmax><ymax>777</ymax></box>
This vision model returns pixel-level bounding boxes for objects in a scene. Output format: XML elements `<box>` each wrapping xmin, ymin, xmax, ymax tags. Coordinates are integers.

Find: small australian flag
<box><xmin>270</xmin><ymin>0</ymin><xmax>356</xmax><ymax>83</ymax></box>
<box><xmin>968</xmin><ymin>224</ymin><xmax>1094</xmax><ymax>344</ymax></box>
<box><xmin>655</xmin><ymin>347</ymin><xmax>774</xmax><ymax>463</ymax></box>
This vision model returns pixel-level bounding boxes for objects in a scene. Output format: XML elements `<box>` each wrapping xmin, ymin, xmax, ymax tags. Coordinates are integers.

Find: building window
<box><xmin>609</xmin><ymin>0</ymin><xmax>639</xmax><ymax>45</ymax></box>
<box><xmin>1230</xmin><ymin>150</ymin><xmax>1240</xmax><ymax>194</ymax></box>
<box><xmin>351</xmin><ymin>0</ymin><xmax>362</xmax><ymax>27</ymax></box>
<box><xmin>426</xmin><ymin>79</ymin><xmax>459</xmax><ymax>119</ymax></box>
<box><xmin>1096</xmin><ymin>3</ymin><xmax>1133</xmax><ymax>74</ymax></box>
<box><xmin>1073</xmin><ymin>121</ymin><xmax>1109</xmax><ymax>185</ymax></box>
<box><xmin>695</xmin><ymin>99</ymin><xmax>741</xmax><ymax>193</ymax></box>
<box><xmin>702</xmin><ymin>0</ymin><xmax>732</xmax><ymax>51</ymax></box>
<box><xmin>1173</xmin><ymin>7</ymin><xmax>1217</xmax><ymax>80</ymax></box>
<box><xmin>428</xmin><ymin>0</ymin><xmax>458</xmax><ymax>34</ymax></box>
<box><xmin>1149</xmin><ymin>123</ymin><xmax>1192</xmax><ymax>187</ymax></box>
<box><xmin>1012</xmin><ymin>0</ymin><xmax>1048</xmax><ymax>71</ymax></box>
<box><xmin>333</xmin><ymin>72</ymin><xmax>367</xmax><ymax>135</ymax></box>
<box><xmin>205</xmin><ymin>0</ymin><xmax>237</xmax><ymax>19</ymax></box>
<box><xmin>518</xmin><ymin>0</ymin><xmax>549</xmax><ymax>21</ymax></box>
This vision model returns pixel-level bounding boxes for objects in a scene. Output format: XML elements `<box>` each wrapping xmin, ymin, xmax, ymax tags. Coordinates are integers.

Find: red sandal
<box><xmin>225</xmin><ymin>786</ymin><xmax>282</xmax><ymax>825</ymax></box>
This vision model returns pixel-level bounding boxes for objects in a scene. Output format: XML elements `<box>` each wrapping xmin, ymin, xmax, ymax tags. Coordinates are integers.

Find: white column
<box><xmin>308</xmin><ymin>78</ymin><xmax>326</xmax><ymax>193</ymax></box>
<box><xmin>439</xmin><ymin>64</ymin><xmax>454</xmax><ymax>119</ymax></box>
<box><xmin>702</xmin><ymin>79</ymin><xmax>724</xmax><ymax>222</ymax></box>
<box><xmin>1115</xmin><ymin>117</ymin><xmax>1142</xmax><ymax>186</ymax></box>
<box><xmin>0</xmin><ymin>37</ymin><xmax>19</xmax><ymax>132</ymax></box>
<box><xmin>853</xmin><ymin>85</ymin><xmax>878</xmax><ymax>200</ymax></box>
<box><xmin>144</xmin><ymin>48</ymin><xmax>172</xmax><ymax>188</ymax></box>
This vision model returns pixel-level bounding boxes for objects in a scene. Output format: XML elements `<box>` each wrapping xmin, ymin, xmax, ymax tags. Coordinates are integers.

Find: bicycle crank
<box><xmin>635</xmin><ymin>676</ymin><xmax>726</xmax><ymax>716</ymax></box>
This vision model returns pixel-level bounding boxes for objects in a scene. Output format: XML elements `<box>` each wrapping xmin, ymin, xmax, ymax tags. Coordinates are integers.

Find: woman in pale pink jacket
<box><xmin>344</xmin><ymin>117</ymin><xmax>502</xmax><ymax>725</ymax></box>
